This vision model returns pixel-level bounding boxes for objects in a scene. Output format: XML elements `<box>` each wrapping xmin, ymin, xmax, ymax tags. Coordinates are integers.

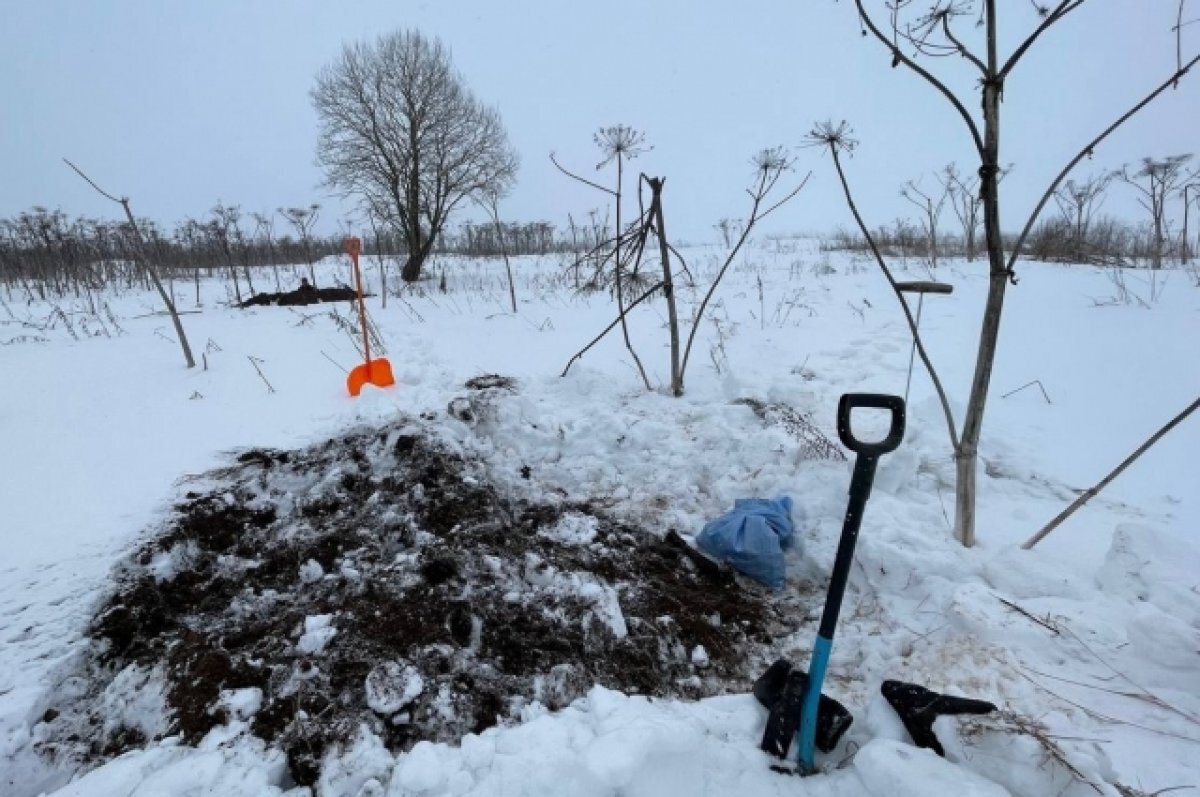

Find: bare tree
<box><xmin>1115</xmin><ymin>155</ymin><xmax>1196</xmax><ymax>269</ymax></box>
<box><xmin>312</xmin><ymin>29</ymin><xmax>518</xmax><ymax>284</ymax></box>
<box><xmin>827</xmin><ymin>1</ymin><xmax>1198</xmax><ymax>547</ymax></box>
<box><xmin>900</xmin><ymin>177</ymin><xmax>949</xmax><ymax>267</ymax></box>
<box><xmin>64</xmin><ymin>159</ymin><xmax>195</xmax><ymax>368</ymax></box>
<box><xmin>251</xmin><ymin>211</ymin><xmax>282</xmax><ymax>292</ymax></box>
<box><xmin>209</xmin><ymin>203</ymin><xmax>255</xmax><ymax>301</ymax></box>
<box><xmin>714</xmin><ymin>218</ymin><xmax>742</xmax><ymax>248</ymax></box>
<box><xmin>939</xmin><ymin>164</ymin><xmax>980</xmax><ymax>261</ymax></box>
<box><xmin>1053</xmin><ymin>173</ymin><xmax>1113</xmax><ymax>262</ymax></box>
<box><xmin>279</xmin><ymin>205</ymin><xmax>320</xmax><ymax>285</ymax></box>
<box><xmin>939</xmin><ymin>162</ymin><xmax>1008</xmax><ymax>261</ymax></box>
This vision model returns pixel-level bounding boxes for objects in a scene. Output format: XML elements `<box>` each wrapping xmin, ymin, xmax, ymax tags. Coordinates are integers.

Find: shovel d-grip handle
<box><xmin>836</xmin><ymin>393</ymin><xmax>905</xmax><ymax>456</ymax></box>
<box><xmin>797</xmin><ymin>393</ymin><xmax>906</xmax><ymax>774</ymax></box>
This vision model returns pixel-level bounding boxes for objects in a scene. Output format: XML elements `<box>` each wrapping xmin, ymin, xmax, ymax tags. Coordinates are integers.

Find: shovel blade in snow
<box><xmin>880</xmin><ymin>680</ymin><xmax>997</xmax><ymax>757</ymax></box>
<box><xmin>347</xmin><ymin>357</ymin><xmax>395</xmax><ymax>396</ymax></box>
<box><xmin>754</xmin><ymin>659</ymin><xmax>853</xmax><ymax>758</ymax></box>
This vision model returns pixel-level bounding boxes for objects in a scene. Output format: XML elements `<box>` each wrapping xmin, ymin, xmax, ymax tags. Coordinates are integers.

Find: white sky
<box><xmin>2</xmin><ymin>0</ymin><xmax>1196</xmax><ymax>242</ymax></box>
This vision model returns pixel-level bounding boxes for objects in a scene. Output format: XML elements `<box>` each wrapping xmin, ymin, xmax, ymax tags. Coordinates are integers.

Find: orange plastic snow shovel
<box><xmin>344</xmin><ymin>236</ymin><xmax>395</xmax><ymax>396</ymax></box>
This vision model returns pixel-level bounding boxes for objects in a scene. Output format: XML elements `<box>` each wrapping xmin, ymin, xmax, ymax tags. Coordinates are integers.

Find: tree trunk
<box><xmin>402</xmin><ymin>132</ymin><xmax>424</xmax><ymax>283</ymax></box>
<box><xmin>955</xmin><ymin>0</ymin><xmax>1005</xmax><ymax>548</ymax></box>
<box><xmin>401</xmin><ymin>252</ymin><xmax>423</xmax><ymax>282</ymax></box>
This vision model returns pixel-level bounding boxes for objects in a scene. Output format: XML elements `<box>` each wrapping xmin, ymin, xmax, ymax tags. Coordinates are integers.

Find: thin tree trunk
<box><xmin>956</xmin><ymin>0</ymin><xmax>1005</xmax><ymax>548</ymax></box>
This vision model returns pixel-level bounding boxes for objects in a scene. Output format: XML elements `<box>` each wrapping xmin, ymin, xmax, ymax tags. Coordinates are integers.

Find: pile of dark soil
<box><xmin>37</xmin><ymin>400</ymin><xmax>780</xmax><ymax>786</ymax></box>
<box><xmin>238</xmin><ymin>285</ymin><xmax>359</xmax><ymax>308</ymax></box>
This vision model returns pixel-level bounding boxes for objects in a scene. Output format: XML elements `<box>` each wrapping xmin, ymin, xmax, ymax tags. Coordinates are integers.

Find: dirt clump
<box><xmin>38</xmin><ymin>414</ymin><xmax>777</xmax><ymax>787</ymax></box>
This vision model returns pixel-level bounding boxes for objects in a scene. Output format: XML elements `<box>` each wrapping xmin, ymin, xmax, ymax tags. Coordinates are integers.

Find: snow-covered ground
<box><xmin>1</xmin><ymin>241</ymin><xmax>1197</xmax><ymax>796</ymax></box>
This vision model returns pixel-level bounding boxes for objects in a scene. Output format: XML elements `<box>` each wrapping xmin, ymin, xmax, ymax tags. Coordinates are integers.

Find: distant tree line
<box><xmin>0</xmin><ymin>203</ymin><xmax>576</xmax><ymax>301</ymax></box>
<box><xmin>826</xmin><ymin>157</ymin><xmax>1200</xmax><ymax>270</ymax></box>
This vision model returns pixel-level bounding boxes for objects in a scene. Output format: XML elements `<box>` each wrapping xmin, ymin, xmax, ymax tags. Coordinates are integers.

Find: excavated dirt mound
<box><xmin>37</xmin><ymin>403</ymin><xmax>780</xmax><ymax>786</ymax></box>
<box><xmin>238</xmin><ymin>286</ymin><xmax>359</xmax><ymax>308</ymax></box>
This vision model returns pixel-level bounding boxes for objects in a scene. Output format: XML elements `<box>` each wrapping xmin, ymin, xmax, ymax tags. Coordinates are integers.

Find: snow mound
<box><xmin>35</xmin><ymin>413</ymin><xmax>777</xmax><ymax>787</ymax></box>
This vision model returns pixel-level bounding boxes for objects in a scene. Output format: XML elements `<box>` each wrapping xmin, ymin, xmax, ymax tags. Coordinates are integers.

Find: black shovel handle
<box><xmin>820</xmin><ymin>393</ymin><xmax>907</xmax><ymax>640</ymax></box>
<box><xmin>837</xmin><ymin>394</ymin><xmax>905</xmax><ymax>456</ymax></box>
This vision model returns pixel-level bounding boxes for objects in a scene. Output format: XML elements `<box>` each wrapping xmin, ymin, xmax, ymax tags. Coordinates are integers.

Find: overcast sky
<box><xmin>2</xmin><ymin>1</ymin><xmax>1196</xmax><ymax>242</ymax></box>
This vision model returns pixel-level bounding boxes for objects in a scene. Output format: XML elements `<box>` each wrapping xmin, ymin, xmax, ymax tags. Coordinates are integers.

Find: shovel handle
<box><xmin>836</xmin><ymin>394</ymin><xmax>905</xmax><ymax>456</ymax></box>
<box><xmin>344</xmin><ymin>237</ymin><xmax>370</xmax><ymax>363</ymax></box>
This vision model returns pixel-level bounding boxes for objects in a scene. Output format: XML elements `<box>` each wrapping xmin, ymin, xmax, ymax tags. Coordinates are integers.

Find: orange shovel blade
<box><xmin>347</xmin><ymin>358</ymin><xmax>396</xmax><ymax>397</ymax></box>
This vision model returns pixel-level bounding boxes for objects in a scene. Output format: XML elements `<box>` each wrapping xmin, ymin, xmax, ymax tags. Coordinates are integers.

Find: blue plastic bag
<box><xmin>696</xmin><ymin>497</ymin><xmax>798</xmax><ymax>590</ymax></box>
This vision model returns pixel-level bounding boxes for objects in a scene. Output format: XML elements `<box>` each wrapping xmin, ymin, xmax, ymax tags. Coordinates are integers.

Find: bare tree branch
<box><xmin>63</xmin><ymin>159</ymin><xmax>196</xmax><ymax>368</ymax></box>
<box><xmin>806</xmin><ymin>124</ymin><xmax>960</xmax><ymax>449</ymax></box>
<box><xmin>999</xmin><ymin>0</ymin><xmax>1088</xmax><ymax>81</ymax></box>
<box><xmin>1023</xmin><ymin>396</ymin><xmax>1199</xmax><ymax>549</ymax></box>
<box><xmin>853</xmin><ymin>0</ymin><xmax>986</xmax><ymax>158</ymax></box>
<box><xmin>1007</xmin><ymin>54</ymin><xmax>1200</xmax><ymax>274</ymax></box>
<box><xmin>550</xmin><ymin>151</ymin><xmax>618</xmax><ymax>197</ymax></box>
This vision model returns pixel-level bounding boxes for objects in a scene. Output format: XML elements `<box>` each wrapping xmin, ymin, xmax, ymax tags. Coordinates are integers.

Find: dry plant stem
<box><xmin>561</xmin><ymin>223</ymin><xmax>645</xmax><ymax>288</ymax></box>
<box><xmin>1007</xmin><ymin>711</ymin><xmax>1104</xmax><ymax>795</ymax></box>
<box><xmin>367</xmin><ymin>214</ymin><xmax>388</xmax><ymax>309</ymax></box>
<box><xmin>997</xmin><ymin>596</ymin><xmax>1061</xmax><ymax>635</ymax></box>
<box><xmin>549</xmin><ymin>152</ymin><xmax>618</xmax><ymax>198</ymax></box>
<box><xmin>1024</xmin><ymin>396</ymin><xmax>1199</xmax><ymax>549</ymax></box>
<box><xmin>679</xmin><ymin>170</ymin><xmax>810</xmax><ymax>381</ymax></box>
<box><xmin>1057</xmin><ymin>623</ymin><xmax>1200</xmax><ymax>726</ymax></box>
<box><xmin>64</xmin><ymin>158</ymin><xmax>195</xmax><ymax>369</ymax></box>
<box><xmin>1006</xmin><ymin>54</ymin><xmax>1200</xmax><ymax>274</ymax></box>
<box><xmin>614</xmin><ymin>152</ymin><xmax>653</xmax><ymax>391</ymax></box>
<box><xmin>999</xmin><ymin>1</ymin><xmax>1087</xmax><ymax>82</ymax></box>
<box><xmin>560</xmin><ymin>280</ymin><xmax>665</xmax><ymax>377</ymax></box>
<box><xmin>1017</xmin><ymin>669</ymin><xmax>1200</xmax><ymax>744</ymax></box>
<box><xmin>647</xmin><ymin>177</ymin><xmax>682</xmax><ymax>396</ymax></box>
<box><xmin>551</xmin><ymin>147</ymin><xmax>651</xmax><ymax>390</ymax></box>
<box><xmin>854</xmin><ymin>0</ymin><xmax>984</xmax><ymax>158</ymax></box>
<box><xmin>247</xmin><ymin>355</ymin><xmax>275</xmax><ymax>393</ymax></box>
<box><xmin>828</xmin><ymin>146</ymin><xmax>960</xmax><ymax>449</ymax></box>
<box><xmin>483</xmin><ymin>194</ymin><xmax>517</xmax><ymax>313</ymax></box>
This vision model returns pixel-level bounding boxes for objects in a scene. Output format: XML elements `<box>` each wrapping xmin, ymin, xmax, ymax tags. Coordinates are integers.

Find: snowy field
<box><xmin>1</xmin><ymin>240</ymin><xmax>1197</xmax><ymax>796</ymax></box>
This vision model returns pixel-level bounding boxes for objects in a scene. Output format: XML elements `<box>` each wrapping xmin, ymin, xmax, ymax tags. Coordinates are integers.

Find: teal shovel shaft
<box><xmin>796</xmin><ymin>394</ymin><xmax>905</xmax><ymax>773</ymax></box>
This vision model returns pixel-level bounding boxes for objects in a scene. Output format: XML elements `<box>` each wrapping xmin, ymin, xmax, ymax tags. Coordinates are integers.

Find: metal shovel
<box><xmin>796</xmin><ymin>393</ymin><xmax>905</xmax><ymax>773</ymax></box>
